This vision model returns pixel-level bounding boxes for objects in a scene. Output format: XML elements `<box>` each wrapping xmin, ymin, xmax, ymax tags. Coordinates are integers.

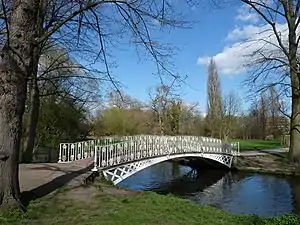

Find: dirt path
<box><xmin>19</xmin><ymin>158</ymin><xmax>94</xmax><ymax>205</ymax></box>
<box><xmin>19</xmin><ymin>158</ymin><xmax>94</xmax><ymax>192</ymax></box>
<box><xmin>239</xmin><ymin>148</ymin><xmax>288</xmax><ymax>156</ymax></box>
<box><xmin>235</xmin><ymin>149</ymin><xmax>299</xmax><ymax>176</ymax></box>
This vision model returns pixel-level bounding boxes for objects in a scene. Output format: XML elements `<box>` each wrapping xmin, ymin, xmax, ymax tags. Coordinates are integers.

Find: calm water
<box><xmin>118</xmin><ymin>161</ymin><xmax>300</xmax><ymax>217</ymax></box>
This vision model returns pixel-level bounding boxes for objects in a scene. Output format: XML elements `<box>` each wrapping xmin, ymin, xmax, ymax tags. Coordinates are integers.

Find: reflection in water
<box><xmin>118</xmin><ymin>161</ymin><xmax>300</xmax><ymax>217</ymax></box>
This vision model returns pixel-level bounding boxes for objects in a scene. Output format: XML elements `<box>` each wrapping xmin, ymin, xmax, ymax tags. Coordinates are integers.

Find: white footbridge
<box><xmin>59</xmin><ymin>135</ymin><xmax>240</xmax><ymax>185</ymax></box>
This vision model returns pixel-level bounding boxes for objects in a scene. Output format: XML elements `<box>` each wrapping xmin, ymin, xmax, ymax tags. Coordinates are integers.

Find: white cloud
<box><xmin>226</xmin><ymin>24</ymin><xmax>267</xmax><ymax>41</ymax></box>
<box><xmin>197</xmin><ymin>7</ymin><xmax>292</xmax><ymax>76</ymax></box>
<box><xmin>197</xmin><ymin>43</ymin><xmax>248</xmax><ymax>75</ymax></box>
<box><xmin>235</xmin><ymin>5</ymin><xmax>260</xmax><ymax>23</ymax></box>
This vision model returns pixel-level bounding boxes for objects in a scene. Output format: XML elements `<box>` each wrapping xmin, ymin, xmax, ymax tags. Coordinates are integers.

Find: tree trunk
<box><xmin>158</xmin><ymin>114</ymin><xmax>164</xmax><ymax>135</ymax></box>
<box><xmin>289</xmin><ymin>60</ymin><xmax>300</xmax><ymax>163</ymax></box>
<box><xmin>0</xmin><ymin>45</ymin><xmax>27</xmax><ymax>210</ymax></box>
<box><xmin>287</xmin><ymin>1</ymin><xmax>300</xmax><ymax>164</ymax></box>
<box><xmin>22</xmin><ymin>74</ymin><xmax>40</xmax><ymax>163</ymax></box>
<box><xmin>21</xmin><ymin>0</ymin><xmax>45</xmax><ymax>163</ymax></box>
<box><xmin>289</xmin><ymin>93</ymin><xmax>300</xmax><ymax>163</ymax></box>
<box><xmin>22</xmin><ymin>46</ymin><xmax>41</xmax><ymax>163</ymax></box>
<box><xmin>0</xmin><ymin>0</ymin><xmax>40</xmax><ymax>210</ymax></box>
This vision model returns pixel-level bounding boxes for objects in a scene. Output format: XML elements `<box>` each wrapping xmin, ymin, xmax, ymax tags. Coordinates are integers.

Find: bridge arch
<box><xmin>102</xmin><ymin>152</ymin><xmax>233</xmax><ymax>185</ymax></box>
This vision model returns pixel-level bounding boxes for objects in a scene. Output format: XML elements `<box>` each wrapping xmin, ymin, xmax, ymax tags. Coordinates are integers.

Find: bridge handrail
<box><xmin>58</xmin><ymin>136</ymin><xmax>239</xmax><ymax>167</ymax></box>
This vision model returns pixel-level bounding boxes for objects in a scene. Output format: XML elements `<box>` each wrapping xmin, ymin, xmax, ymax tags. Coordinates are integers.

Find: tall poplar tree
<box><xmin>206</xmin><ymin>58</ymin><xmax>222</xmax><ymax>138</ymax></box>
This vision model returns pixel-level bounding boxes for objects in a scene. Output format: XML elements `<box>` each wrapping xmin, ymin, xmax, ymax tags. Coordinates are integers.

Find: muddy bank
<box><xmin>233</xmin><ymin>153</ymin><xmax>300</xmax><ymax>176</ymax></box>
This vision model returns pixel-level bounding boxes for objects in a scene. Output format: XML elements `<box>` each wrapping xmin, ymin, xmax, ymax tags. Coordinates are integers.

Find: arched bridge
<box><xmin>59</xmin><ymin>135</ymin><xmax>240</xmax><ymax>184</ymax></box>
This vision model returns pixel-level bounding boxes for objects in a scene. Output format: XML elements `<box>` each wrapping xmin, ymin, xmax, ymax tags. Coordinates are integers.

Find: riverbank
<box><xmin>1</xmin><ymin>181</ymin><xmax>300</xmax><ymax>225</ymax></box>
<box><xmin>233</xmin><ymin>152</ymin><xmax>300</xmax><ymax>176</ymax></box>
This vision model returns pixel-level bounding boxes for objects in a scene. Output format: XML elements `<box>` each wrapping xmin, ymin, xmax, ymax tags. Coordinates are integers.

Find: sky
<box><xmin>94</xmin><ymin>1</ymin><xmax>290</xmax><ymax>114</ymax></box>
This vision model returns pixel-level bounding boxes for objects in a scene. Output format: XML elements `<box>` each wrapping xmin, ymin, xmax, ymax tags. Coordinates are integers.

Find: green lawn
<box><xmin>0</xmin><ymin>185</ymin><xmax>299</xmax><ymax>225</ymax></box>
<box><xmin>232</xmin><ymin>139</ymin><xmax>283</xmax><ymax>151</ymax></box>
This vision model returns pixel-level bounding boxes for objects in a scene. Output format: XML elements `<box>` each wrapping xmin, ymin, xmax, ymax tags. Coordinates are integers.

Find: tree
<box><xmin>35</xmin><ymin>93</ymin><xmax>90</xmax><ymax>149</ymax></box>
<box><xmin>267</xmin><ymin>86</ymin><xmax>282</xmax><ymax>139</ymax></box>
<box><xmin>206</xmin><ymin>58</ymin><xmax>222</xmax><ymax>138</ymax></box>
<box><xmin>178</xmin><ymin>102</ymin><xmax>200</xmax><ymax>135</ymax></box>
<box><xmin>149</xmin><ymin>77</ymin><xmax>179</xmax><ymax>135</ymax></box>
<box><xmin>235</xmin><ymin>112</ymin><xmax>251</xmax><ymax>140</ymax></box>
<box><xmin>259</xmin><ymin>92</ymin><xmax>268</xmax><ymax>140</ymax></box>
<box><xmin>94</xmin><ymin>93</ymin><xmax>204</xmax><ymax>136</ymax></box>
<box><xmin>221</xmin><ymin>91</ymin><xmax>242</xmax><ymax>140</ymax></box>
<box><xmin>24</xmin><ymin>52</ymin><xmax>94</xmax><ymax>156</ymax></box>
<box><xmin>94</xmin><ymin>93</ymin><xmax>150</xmax><ymax>136</ymax></box>
<box><xmin>149</xmin><ymin>85</ymin><xmax>169</xmax><ymax>135</ymax></box>
<box><xmin>247</xmin><ymin>101</ymin><xmax>261</xmax><ymax>139</ymax></box>
<box><xmin>0</xmin><ymin>0</ymin><xmax>191</xmax><ymax>210</ymax></box>
<box><xmin>238</xmin><ymin>1</ymin><xmax>300</xmax><ymax>162</ymax></box>
<box><xmin>107</xmin><ymin>90</ymin><xmax>141</xmax><ymax>109</ymax></box>
<box><xmin>167</xmin><ymin>99</ymin><xmax>181</xmax><ymax>135</ymax></box>
<box><xmin>22</xmin><ymin>46</ymin><xmax>99</xmax><ymax>163</ymax></box>
<box><xmin>244</xmin><ymin>93</ymin><xmax>269</xmax><ymax>139</ymax></box>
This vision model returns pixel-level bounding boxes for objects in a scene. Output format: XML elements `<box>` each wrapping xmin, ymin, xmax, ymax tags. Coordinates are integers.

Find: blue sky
<box><xmin>95</xmin><ymin>1</ymin><xmax>288</xmax><ymax>113</ymax></box>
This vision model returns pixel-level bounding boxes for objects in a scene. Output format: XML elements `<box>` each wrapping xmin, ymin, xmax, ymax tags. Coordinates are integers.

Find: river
<box><xmin>118</xmin><ymin>161</ymin><xmax>300</xmax><ymax>217</ymax></box>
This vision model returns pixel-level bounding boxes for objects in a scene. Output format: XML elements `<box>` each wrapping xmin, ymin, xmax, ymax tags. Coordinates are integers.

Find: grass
<box><xmin>233</xmin><ymin>139</ymin><xmax>283</xmax><ymax>151</ymax></box>
<box><xmin>1</xmin><ymin>185</ymin><xmax>300</xmax><ymax>225</ymax></box>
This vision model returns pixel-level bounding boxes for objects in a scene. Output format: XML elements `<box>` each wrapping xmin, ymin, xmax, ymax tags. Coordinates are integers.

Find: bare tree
<box><xmin>237</xmin><ymin>0</ymin><xmax>300</xmax><ymax>162</ymax></box>
<box><xmin>0</xmin><ymin>0</ymin><xmax>192</xmax><ymax>210</ymax></box>
<box><xmin>259</xmin><ymin>92</ymin><xmax>268</xmax><ymax>140</ymax></box>
<box><xmin>246</xmin><ymin>101</ymin><xmax>261</xmax><ymax>139</ymax></box>
<box><xmin>149</xmin><ymin>86</ymin><xmax>171</xmax><ymax>135</ymax></box>
<box><xmin>221</xmin><ymin>91</ymin><xmax>242</xmax><ymax>140</ymax></box>
<box><xmin>107</xmin><ymin>90</ymin><xmax>141</xmax><ymax>109</ymax></box>
<box><xmin>267</xmin><ymin>85</ymin><xmax>281</xmax><ymax>139</ymax></box>
<box><xmin>206</xmin><ymin>58</ymin><xmax>222</xmax><ymax>138</ymax></box>
<box><xmin>148</xmin><ymin>77</ymin><xmax>179</xmax><ymax>135</ymax></box>
<box><xmin>178</xmin><ymin>102</ymin><xmax>200</xmax><ymax>135</ymax></box>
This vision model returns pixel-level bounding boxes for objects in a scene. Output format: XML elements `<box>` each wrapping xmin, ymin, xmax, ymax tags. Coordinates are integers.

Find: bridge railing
<box><xmin>92</xmin><ymin>135</ymin><xmax>238</xmax><ymax>170</ymax></box>
<box><xmin>230</xmin><ymin>142</ymin><xmax>240</xmax><ymax>156</ymax></box>
<box><xmin>58</xmin><ymin>135</ymin><xmax>239</xmax><ymax>164</ymax></box>
<box><xmin>58</xmin><ymin>137</ymin><xmax>121</xmax><ymax>162</ymax></box>
<box><xmin>58</xmin><ymin>136</ymin><xmax>138</xmax><ymax>162</ymax></box>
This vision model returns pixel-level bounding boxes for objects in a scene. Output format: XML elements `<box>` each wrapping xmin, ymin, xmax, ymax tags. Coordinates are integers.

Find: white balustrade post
<box><xmin>92</xmin><ymin>145</ymin><xmax>98</xmax><ymax>172</ymax></box>
<box><xmin>237</xmin><ymin>142</ymin><xmax>240</xmax><ymax>156</ymax></box>
<box><xmin>58</xmin><ymin>143</ymin><xmax>62</xmax><ymax>163</ymax></box>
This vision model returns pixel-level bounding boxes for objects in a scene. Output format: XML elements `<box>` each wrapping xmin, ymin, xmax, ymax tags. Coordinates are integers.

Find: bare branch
<box><xmin>241</xmin><ymin>0</ymin><xmax>289</xmax><ymax>58</ymax></box>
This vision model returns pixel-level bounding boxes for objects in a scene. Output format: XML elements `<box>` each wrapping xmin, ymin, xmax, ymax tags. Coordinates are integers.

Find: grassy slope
<box><xmin>1</xmin><ymin>186</ymin><xmax>299</xmax><ymax>225</ymax></box>
<box><xmin>233</xmin><ymin>139</ymin><xmax>283</xmax><ymax>151</ymax></box>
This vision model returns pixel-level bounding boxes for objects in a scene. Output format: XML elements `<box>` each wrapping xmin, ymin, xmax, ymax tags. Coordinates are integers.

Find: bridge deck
<box><xmin>19</xmin><ymin>158</ymin><xmax>94</xmax><ymax>192</ymax></box>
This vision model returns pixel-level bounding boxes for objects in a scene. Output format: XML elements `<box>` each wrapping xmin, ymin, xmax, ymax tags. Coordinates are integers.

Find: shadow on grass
<box><xmin>20</xmin><ymin>163</ymin><xmax>94</xmax><ymax>207</ymax></box>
